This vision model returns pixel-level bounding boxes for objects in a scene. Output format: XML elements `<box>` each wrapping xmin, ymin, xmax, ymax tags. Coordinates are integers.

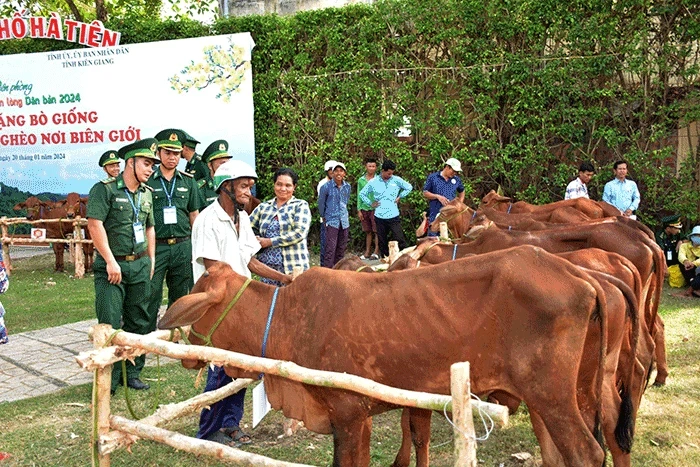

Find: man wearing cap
<box><xmin>87</xmin><ymin>138</ymin><xmax>159</xmax><ymax>394</ymax></box>
<box><xmin>199</xmin><ymin>140</ymin><xmax>233</xmax><ymax>207</ymax></box>
<box><xmin>316</xmin><ymin>160</ymin><xmax>337</xmax><ymax>258</ymax></box>
<box><xmin>190</xmin><ymin>159</ymin><xmax>291</xmax><ymax>447</ymax></box>
<box><xmin>359</xmin><ymin>159</ymin><xmax>413</xmax><ymax>258</ymax></box>
<box><xmin>656</xmin><ymin>215</ymin><xmax>684</xmax><ymax>268</ymax></box>
<box><xmin>146</xmin><ymin>130</ymin><xmax>204</xmax><ymax>335</ymax></box>
<box><xmin>423</xmin><ymin>158</ymin><xmax>465</xmax><ymax>236</ymax></box>
<box><xmin>679</xmin><ymin>226</ymin><xmax>700</xmax><ymax>297</ymax></box>
<box><xmin>565</xmin><ymin>162</ymin><xmax>595</xmax><ymax>200</ymax></box>
<box><xmin>181</xmin><ymin>132</ymin><xmax>209</xmax><ymax>183</ymax></box>
<box><xmin>99</xmin><ymin>150</ymin><xmax>121</xmax><ymax>179</ymax></box>
<box><xmin>318</xmin><ymin>162</ymin><xmax>351</xmax><ymax>267</ymax></box>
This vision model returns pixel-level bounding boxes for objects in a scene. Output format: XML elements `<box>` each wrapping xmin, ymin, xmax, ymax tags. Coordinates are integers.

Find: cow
<box><xmin>383</xmin><ymin>246</ymin><xmax>642</xmax><ymax>467</ymax></box>
<box><xmin>160</xmin><ymin>246</ymin><xmax>609</xmax><ymax>467</ymax></box>
<box><xmin>481</xmin><ymin>189</ymin><xmax>622</xmax><ymax>218</ymax></box>
<box><xmin>54</xmin><ymin>193</ymin><xmax>94</xmax><ymax>273</ymax></box>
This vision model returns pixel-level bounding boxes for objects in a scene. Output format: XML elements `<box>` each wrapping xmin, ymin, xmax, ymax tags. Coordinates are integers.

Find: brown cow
<box><xmin>481</xmin><ymin>189</ymin><xmax>622</xmax><ymax>218</ymax></box>
<box><xmin>14</xmin><ymin>197</ymin><xmax>74</xmax><ymax>272</ymax></box>
<box><xmin>55</xmin><ymin>193</ymin><xmax>94</xmax><ymax>273</ymax></box>
<box><xmin>160</xmin><ymin>247</ymin><xmax>609</xmax><ymax>467</ymax></box>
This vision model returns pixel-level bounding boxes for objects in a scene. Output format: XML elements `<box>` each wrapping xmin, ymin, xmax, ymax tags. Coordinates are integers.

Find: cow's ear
<box><xmin>13</xmin><ymin>203</ymin><xmax>25</xmax><ymax>210</ymax></box>
<box><xmin>158</xmin><ymin>292</ymin><xmax>211</xmax><ymax>329</ymax></box>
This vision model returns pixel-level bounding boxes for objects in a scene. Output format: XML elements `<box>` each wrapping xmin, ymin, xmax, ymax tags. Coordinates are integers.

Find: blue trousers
<box><xmin>196</xmin><ymin>366</ymin><xmax>247</xmax><ymax>439</ymax></box>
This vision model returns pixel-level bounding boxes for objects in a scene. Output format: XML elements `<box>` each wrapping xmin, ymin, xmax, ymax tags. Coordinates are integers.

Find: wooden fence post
<box><xmin>73</xmin><ymin>218</ymin><xmax>85</xmax><ymax>278</ymax></box>
<box><xmin>451</xmin><ymin>362</ymin><xmax>477</xmax><ymax>467</ymax></box>
<box><xmin>0</xmin><ymin>217</ymin><xmax>11</xmax><ymax>274</ymax></box>
<box><xmin>439</xmin><ymin>221</ymin><xmax>450</xmax><ymax>242</ymax></box>
<box><xmin>91</xmin><ymin>325</ymin><xmax>113</xmax><ymax>467</ymax></box>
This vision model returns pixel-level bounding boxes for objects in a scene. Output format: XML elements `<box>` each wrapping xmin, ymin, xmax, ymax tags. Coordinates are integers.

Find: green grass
<box><xmin>0</xmin><ymin>255</ymin><xmax>699</xmax><ymax>466</ymax></box>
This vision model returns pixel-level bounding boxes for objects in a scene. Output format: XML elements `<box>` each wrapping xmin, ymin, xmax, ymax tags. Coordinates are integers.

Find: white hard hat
<box><xmin>213</xmin><ymin>159</ymin><xmax>258</xmax><ymax>192</ymax></box>
<box><xmin>324</xmin><ymin>160</ymin><xmax>338</xmax><ymax>171</ymax></box>
<box><xmin>445</xmin><ymin>157</ymin><xmax>462</xmax><ymax>172</ymax></box>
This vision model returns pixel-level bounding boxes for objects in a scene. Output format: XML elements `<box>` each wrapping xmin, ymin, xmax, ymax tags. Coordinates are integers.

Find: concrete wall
<box><xmin>220</xmin><ymin>0</ymin><xmax>373</xmax><ymax>17</ymax></box>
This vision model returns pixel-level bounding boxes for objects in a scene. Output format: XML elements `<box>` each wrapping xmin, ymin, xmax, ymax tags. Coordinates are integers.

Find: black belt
<box><xmin>156</xmin><ymin>236</ymin><xmax>189</xmax><ymax>245</ymax></box>
<box><xmin>113</xmin><ymin>251</ymin><xmax>148</xmax><ymax>262</ymax></box>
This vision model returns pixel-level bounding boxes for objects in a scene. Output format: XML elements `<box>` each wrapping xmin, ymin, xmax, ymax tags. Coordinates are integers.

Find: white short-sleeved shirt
<box><xmin>191</xmin><ymin>199</ymin><xmax>261</xmax><ymax>283</ymax></box>
<box><xmin>564</xmin><ymin>177</ymin><xmax>589</xmax><ymax>200</ymax></box>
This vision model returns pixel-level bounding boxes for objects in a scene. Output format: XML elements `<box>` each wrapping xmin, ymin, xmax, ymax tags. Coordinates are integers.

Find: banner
<box><xmin>0</xmin><ymin>33</ymin><xmax>256</xmax><ymax>195</ymax></box>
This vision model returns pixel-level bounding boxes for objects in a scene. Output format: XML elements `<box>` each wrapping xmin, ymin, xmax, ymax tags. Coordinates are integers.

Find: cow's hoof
<box><xmin>652</xmin><ymin>380</ymin><xmax>666</xmax><ymax>387</ymax></box>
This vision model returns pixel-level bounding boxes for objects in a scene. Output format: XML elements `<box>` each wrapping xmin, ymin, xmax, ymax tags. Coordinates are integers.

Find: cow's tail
<box><xmin>587</xmin><ymin>273</ymin><xmax>608</xmax><ymax>461</ymax></box>
<box><xmin>605</xmin><ymin>274</ymin><xmax>639</xmax><ymax>453</ymax></box>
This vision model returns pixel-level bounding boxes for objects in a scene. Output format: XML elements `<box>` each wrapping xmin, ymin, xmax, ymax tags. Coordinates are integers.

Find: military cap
<box><xmin>118</xmin><ymin>138</ymin><xmax>160</xmax><ymax>162</ymax></box>
<box><xmin>662</xmin><ymin>214</ymin><xmax>682</xmax><ymax>229</ymax></box>
<box><xmin>154</xmin><ymin>128</ymin><xmax>186</xmax><ymax>151</ymax></box>
<box><xmin>202</xmin><ymin>140</ymin><xmax>231</xmax><ymax>164</ymax></box>
<box><xmin>98</xmin><ymin>150</ymin><xmax>120</xmax><ymax>167</ymax></box>
<box><xmin>183</xmin><ymin>131</ymin><xmax>200</xmax><ymax>149</ymax></box>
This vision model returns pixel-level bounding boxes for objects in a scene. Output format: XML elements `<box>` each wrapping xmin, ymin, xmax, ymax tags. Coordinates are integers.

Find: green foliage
<box><xmin>2</xmin><ymin>0</ymin><xmax>699</xmax><ymax>247</ymax></box>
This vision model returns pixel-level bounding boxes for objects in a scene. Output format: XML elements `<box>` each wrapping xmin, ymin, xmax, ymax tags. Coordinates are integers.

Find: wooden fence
<box><xmin>76</xmin><ymin>324</ymin><xmax>509</xmax><ymax>467</ymax></box>
<box><xmin>0</xmin><ymin>216</ymin><xmax>92</xmax><ymax>278</ymax></box>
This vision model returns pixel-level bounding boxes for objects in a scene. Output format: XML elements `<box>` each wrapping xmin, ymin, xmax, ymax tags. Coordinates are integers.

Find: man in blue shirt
<box><xmin>423</xmin><ymin>158</ymin><xmax>465</xmax><ymax>236</ymax></box>
<box><xmin>602</xmin><ymin>160</ymin><xmax>640</xmax><ymax>220</ymax></box>
<box><xmin>359</xmin><ymin>160</ymin><xmax>413</xmax><ymax>258</ymax></box>
<box><xmin>318</xmin><ymin>162</ymin><xmax>351</xmax><ymax>267</ymax></box>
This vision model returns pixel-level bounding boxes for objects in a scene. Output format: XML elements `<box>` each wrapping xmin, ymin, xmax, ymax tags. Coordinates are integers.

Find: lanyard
<box><xmin>159</xmin><ymin>176</ymin><xmax>177</xmax><ymax>207</ymax></box>
<box><xmin>124</xmin><ymin>189</ymin><xmax>142</xmax><ymax>221</ymax></box>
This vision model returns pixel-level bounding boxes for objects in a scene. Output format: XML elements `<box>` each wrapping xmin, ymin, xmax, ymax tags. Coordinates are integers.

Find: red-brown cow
<box><xmin>55</xmin><ymin>193</ymin><xmax>94</xmax><ymax>272</ymax></box>
<box><xmin>14</xmin><ymin>197</ymin><xmax>73</xmax><ymax>272</ymax></box>
<box><xmin>160</xmin><ymin>246</ymin><xmax>608</xmax><ymax>467</ymax></box>
<box><xmin>481</xmin><ymin>189</ymin><xmax>621</xmax><ymax>218</ymax></box>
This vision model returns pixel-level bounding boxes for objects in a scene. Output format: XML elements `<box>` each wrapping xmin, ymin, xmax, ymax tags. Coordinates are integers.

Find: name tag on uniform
<box><xmin>133</xmin><ymin>222</ymin><xmax>145</xmax><ymax>243</ymax></box>
<box><xmin>163</xmin><ymin>206</ymin><xmax>177</xmax><ymax>225</ymax></box>
<box><xmin>667</xmin><ymin>251</ymin><xmax>673</xmax><ymax>261</ymax></box>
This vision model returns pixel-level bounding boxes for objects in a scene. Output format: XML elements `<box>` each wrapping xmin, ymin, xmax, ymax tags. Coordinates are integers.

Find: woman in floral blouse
<box><xmin>250</xmin><ymin>168</ymin><xmax>311</xmax><ymax>286</ymax></box>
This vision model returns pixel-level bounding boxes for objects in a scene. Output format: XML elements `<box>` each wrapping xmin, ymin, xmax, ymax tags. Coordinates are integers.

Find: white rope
<box><xmin>442</xmin><ymin>392</ymin><xmax>495</xmax><ymax>442</ymax></box>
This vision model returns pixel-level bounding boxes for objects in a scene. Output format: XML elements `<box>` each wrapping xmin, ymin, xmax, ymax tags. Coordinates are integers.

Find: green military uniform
<box><xmin>147</xmin><ymin>130</ymin><xmax>205</xmax><ymax>332</ymax></box>
<box><xmin>183</xmin><ymin>132</ymin><xmax>210</xmax><ymax>183</ymax></box>
<box><xmin>200</xmin><ymin>139</ymin><xmax>232</xmax><ymax>207</ymax></box>
<box><xmin>656</xmin><ymin>214</ymin><xmax>683</xmax><ymax>266</ymax></box>
<box><xmin>86</xmin><ymin>139</ymin><xmax>158</xmax><ymax>390</ymax></box>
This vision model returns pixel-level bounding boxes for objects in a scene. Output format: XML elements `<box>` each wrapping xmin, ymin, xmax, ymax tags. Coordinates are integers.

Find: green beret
<box><xmin>202</xmin><ymin>139</ymin><xmax>231</xmax><ymax>164</ymax></box>
<box><xmin>118</xmin><ymin>138</ymin><xmax>160</xmax><ymax>162</ymax></box>
<box><xmin>183</xmin><ymin>131</ymin><xmax>199</xmax><ymax>149</ymax></box>
<box><xmin>662</xmin><ymin>214</ymin><xmax>682</xmax><ymax>229</ymax></box>
<box><xmin>153</xmin><ymin>128</ymin><xmax>185</xmax><ymax>151</ymax></box>
<box><xmin>99</xmin><ymin>150</ymin><xmax>120</xmax><ymax>167</ymax></box>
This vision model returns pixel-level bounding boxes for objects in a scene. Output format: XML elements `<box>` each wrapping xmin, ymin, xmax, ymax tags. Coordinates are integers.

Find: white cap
<box><xmin>690</xmin><ymin>226</ymin><xmax>700</xmax><ymax>237</ymax></box>
<box><xmin>213</xmin><ymin>159</ymin><xmax>257</xmax><ymax>192</ymax></box>
<box><xmin>445</xmin><ymin>157</ymin><xmax>462</xmax><ymax>172</ymax></box>
<box><xmin>324</xmin><ymin>160</ymin><xmax>338</xmax><ymax>171</ymax></box>
<box><xmin>333</xmin><ymin>162</ymin><xmax>347</xmax><ymax>172</ymax></box>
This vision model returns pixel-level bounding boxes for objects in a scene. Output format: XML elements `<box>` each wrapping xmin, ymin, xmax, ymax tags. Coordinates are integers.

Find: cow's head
<box><xmin>159</xmin><ymin>262</ymin><xmax>241</xmax><ymax>369</ymax></box>
<box><xmin>429</xmin><ymin>199</ymin><xmax>475</xmax><ymax>238</ymax></box>
<box><xmin>13</xmin><ymin>196</ymin><xmax>48</xmax><ymax>220</ymax></box>
<box><xmin>56</xmin><ymin>192</ymin><xmax>86</xmax><ymax>219</ymax></box>
<box><xmin>480</xmin><ymin>190</ymin><xmax>512</xmax><ymax>210</ymax></box>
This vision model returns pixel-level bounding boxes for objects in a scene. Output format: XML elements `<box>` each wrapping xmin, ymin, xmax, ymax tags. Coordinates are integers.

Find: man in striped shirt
<box><xmin>564</xmin><ymin>162</ymin><xmax>595</xmax><ymax>200</ymax></box>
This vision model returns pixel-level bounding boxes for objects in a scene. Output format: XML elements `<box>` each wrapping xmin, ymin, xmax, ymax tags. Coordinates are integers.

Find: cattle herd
<box><xmin>12</xmin><ymin>193</ymin><xmax>94</xmax><ymax>273</ymax></box>
<box><xmin>158</xmin><ymin>190</ymin><xmax>666</xmax><ymax>467</ymax></box>
<box><xmin>14</xmin><ymin>189</ymin><xmax>664</xmax><ymax>466</ymax></box>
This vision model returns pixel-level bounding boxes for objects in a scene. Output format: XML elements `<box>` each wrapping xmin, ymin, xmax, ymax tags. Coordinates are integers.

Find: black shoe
<box><xmin>126</xmin><ymin>378</ymin><xmax>150</xmax><ymax>390</ymax></box>
<box><xmin>110</xmin><ymin>388</ymin><xmax>116</xmax><ymax>396</ymax></box>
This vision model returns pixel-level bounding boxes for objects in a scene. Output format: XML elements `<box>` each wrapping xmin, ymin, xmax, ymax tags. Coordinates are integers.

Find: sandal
<box><xmin>204</xmin><ymin>430</ymin><xmax>237</xmax><ymax>447</ymax></box>
<box><xmin>222</xmin><ymin>425</ymin><xmax>252</xmax><ymax>445</ymax></box>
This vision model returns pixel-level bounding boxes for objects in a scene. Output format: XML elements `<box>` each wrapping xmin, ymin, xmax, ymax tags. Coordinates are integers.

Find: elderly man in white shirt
<box><xmin>564</xmin><ymin>161</ymin><xmax>595</xmax><ymax>200</ymax></box>
<box><xmin>190</xmin><ymin>159</ymin><xmax>291</xmax><ymax>448</ymax></box>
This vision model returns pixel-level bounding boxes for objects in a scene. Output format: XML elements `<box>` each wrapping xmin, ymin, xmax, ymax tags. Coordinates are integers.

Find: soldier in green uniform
<box><xmin>656</xmin><ymin>214</ymin><xmax>684</xmax><ymax>267</ymax></box>
<box><xmin>200</xmin><ymin>140</ymin><xmax>233</xmax><ymax>207</ymax></box>
<box><xmin>99</xmin><ymin>149</ymin><xmax>121</xmax><ymax>179</ymax></box>
<box><xmin>181</xmin><ymin>131</ymin><xmax>209</xmax><ymax>183</ymax></box>
<box><xmin>86</xmin><ymin>138</ymin><xmax>160</xmax><ymax>394</ymax></box>
<box><xmin>147</xmin><ymin>130</ymin><xmax>204</xmax><ymax>333</ymax></box>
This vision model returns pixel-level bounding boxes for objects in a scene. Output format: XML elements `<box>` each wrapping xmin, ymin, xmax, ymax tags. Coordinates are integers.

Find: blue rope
<box><xmin>452</xmin><ymin>244</ymin><xmax>458</xmax><ymax>261</ymax></box>
<box><xmin>259</xmin><ymin>287</ymin><xmax>280</xmax><ymax>379</ymax></box>
<box><xmin>506</xmin><ymin>203</ymin><xmax>513</xmax><ymax>214</ymax></box>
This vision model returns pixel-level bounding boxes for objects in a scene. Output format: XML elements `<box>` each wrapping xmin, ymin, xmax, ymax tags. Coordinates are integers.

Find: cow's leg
<box><xmin>53</xmin><ymin>243</ymin><xmax>64</xmax><ymax>272</ymax></box>
<box><xmin>330</xmin><ymin>411</ymin><xmax>372</xmax><ymax>467</ymax></box>
<box><xmin>391</xmin><ymin>409</ymin><xmax>412</xmax><ymax>467</ymax></box>
<box><xmin>409</xmin><ymin>408</ymin><xmax>431</xmax><ymax>467</ymax></box>
<box><xmin>529</xmin><ymin>410</ymin><xmax>565</xmax><ymax>466</ymax></box>
<box><xmin>601</xmin><ymin>377</ymin><xmax>631</xmax><ymax>467</ymax></box>
<box><xmin>652</xmin><ymin>315</ymin><xmax>668</xmax><ymax>386</ymax></box>
<box><xmin>528</xmin><ymin>398</ymin><xmax>605</xmax><ymax>467</ymax></box>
